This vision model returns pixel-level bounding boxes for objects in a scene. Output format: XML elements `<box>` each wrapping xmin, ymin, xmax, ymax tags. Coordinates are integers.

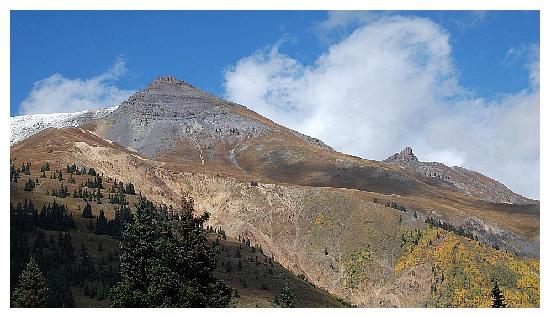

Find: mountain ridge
<box><xmin>10</xmin><ymin>124</ymin><xmax>540</xmax><ymax>307</ymax></box>
<box><xmin>11</xmin><ymin>76</ymin><xmax>532</xmax><ymax>203</ymax></box>
<box><xmin>10</xmin><ymin>105</ymin><xmax>118</xmax><ymax>146</ymax></box>
<box><xmin>383</xmin><ymin>146</ymin><xmax>534</xmax><ymax>205</ymax></box>
<box><xmin>11</xmin><ymin>76</ymin><xmax>538</xmax><ymax>245</ymax></box>
<box><xmin>10</xmin><ymin>75</ymin><xmax>540</xmax><ymax>307</ymax></box>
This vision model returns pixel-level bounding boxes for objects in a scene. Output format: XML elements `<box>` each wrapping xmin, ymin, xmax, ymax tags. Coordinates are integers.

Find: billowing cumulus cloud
<box><xmin>224</xmin><ymin>15</ymin><xmax>539</xmax><ymax>199</ymax></box>
<box><xmin>20</xmin><ymin>59</ymin><xmax>135</xmax><ymax>115</ymax></box>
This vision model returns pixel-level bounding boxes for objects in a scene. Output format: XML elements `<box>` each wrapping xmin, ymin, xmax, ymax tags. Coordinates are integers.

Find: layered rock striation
<box><xmin>94</xmin><ymin>76</ymin><xmax>332</xmax><ymax>162</ymax></box>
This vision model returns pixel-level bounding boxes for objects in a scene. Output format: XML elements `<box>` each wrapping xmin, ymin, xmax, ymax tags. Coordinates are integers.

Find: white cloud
<box><xmin>224</xmin><ymin>15</ymin><xmax>539</xmax><ymax>200</ymax></box>
<box><xmin>526</xmin><ymin>44</ymin><xmax>540</xmax><ymax>88</ymax></box>
<box><xmin>19</xmin><ymin>59</ymin><xmax>135</xmax><ymax>115</ymax></box>
<box><xmin>311</xmin><ymin>11</ymin><xmax>383</xmax><ymax>44</ymax></box>
<box><xmin>504</xmin><ymin>44</ymin><xmax>540</xmax><ymax>89</ymax></box>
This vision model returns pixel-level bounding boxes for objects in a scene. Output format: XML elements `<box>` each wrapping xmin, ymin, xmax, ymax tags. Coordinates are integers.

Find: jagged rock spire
<box><xmin>384</xmin><ymin>147</ymin><xmax>418</xmax><ymax>162</ymax></box>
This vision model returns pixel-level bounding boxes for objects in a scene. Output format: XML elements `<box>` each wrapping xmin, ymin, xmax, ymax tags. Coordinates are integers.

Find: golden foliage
<box><xmin>394</xmin><ymin>226</ymin><xmax>539</xmax><ymax>308</ymax></box>
<box><xmin>345</xmin><ymin>244</ymin><xmax>372</xmax><ymax>288</ymax></box>
<box><xmin>314</xmin><ymin>212</ymin><xmax>330</xmax><ymax>226</ymax></box>
<box><xmin>394</xmin><ymin>228</ymin><xmax>441</xmax><ymax>273</ymax></box>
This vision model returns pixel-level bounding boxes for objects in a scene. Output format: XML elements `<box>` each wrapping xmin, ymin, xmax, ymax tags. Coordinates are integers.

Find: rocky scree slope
<box><xmin>89</xmin><ymin>76</ymin><xmax>331</xmax><ymax>165</ymax></box>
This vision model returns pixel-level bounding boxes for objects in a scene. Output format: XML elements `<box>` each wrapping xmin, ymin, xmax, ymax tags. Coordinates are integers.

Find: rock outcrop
<box><xmin>384</xmin><ymin>147</ymin><xmax>418</xmax><ymax>162</ymax></box>
<box><xmin>383</xmin><ymin>147</ymin><xmax>535</xmax><ymax>205</ymax></box>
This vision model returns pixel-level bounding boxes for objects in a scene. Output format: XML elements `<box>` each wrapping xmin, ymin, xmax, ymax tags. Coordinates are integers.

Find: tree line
<box><xmin>11</xmin><ymin>189</ymin><xmax>231</xmax><ymax>307</ymax></box>
<box><xmin>425</xmin><ymin>216</ymin><xmax>477</xmax><ymax>242</ymax></box>
<box><xmin>10</xmin><ymin>199</ymin><xmax>105</xmax><ymax>307</ymax></box>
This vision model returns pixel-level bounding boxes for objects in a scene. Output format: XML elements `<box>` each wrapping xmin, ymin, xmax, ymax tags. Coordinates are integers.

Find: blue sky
<box><xmin>8</xmin><ymin>8</ymin><xmax>541</xmax><ymax>200</ymax></box>
<box><xmin>10</xmin><ymin>10</ymin><xmax>539</xmax><ymax>115</ymax></box>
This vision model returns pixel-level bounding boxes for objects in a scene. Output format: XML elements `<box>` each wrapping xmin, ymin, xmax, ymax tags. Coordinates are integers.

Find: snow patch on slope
<box><xmin>10</xmin><ymin>106</ymin><xmax>118</xmax><ymax>145</ymax></box>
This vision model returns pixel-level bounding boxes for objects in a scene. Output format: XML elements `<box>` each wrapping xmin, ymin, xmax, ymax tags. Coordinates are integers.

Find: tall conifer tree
<box><xmin>491</xmin><ymin>281</ymin><xmax>507</xmax><ymax>308</ymax></box>
<box><xmin>109</xmin><ymin>195</ymin><xmax>231</xmax><ymax>307</ymax></box>
<box><xmin>11</xmin><ymin>257</ymin><xmax>47</xmax><ymax>308</ymax></box>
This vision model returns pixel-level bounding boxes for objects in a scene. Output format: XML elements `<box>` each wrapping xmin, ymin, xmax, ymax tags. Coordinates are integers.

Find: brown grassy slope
<box><xmin>10</xmin><ymin>183</ymin><xmax>125</xmax><ymax>307</ymax></box>
<box><xmin>212</xmin><ymin>235</ymin><xmax>349</xmax><ymax>308</ymax></box>
<box><xmin>10</xmin><ymin>128</ymin><xmax>427</xmax><ymax>306</ymax></box>
<box><xmin>86</xmin><ymin>116</ymin><xmax>539</xmax><ymax>257</ymax></box>
<box><xmin>231</xmin><ymin>136</ymin><xmax>539</xmax><ymax>250</ymax></box>
<box><xmin>9</xmin><ymin>152</ymin><xmax>347</xmax><ymax>308</ymax></box>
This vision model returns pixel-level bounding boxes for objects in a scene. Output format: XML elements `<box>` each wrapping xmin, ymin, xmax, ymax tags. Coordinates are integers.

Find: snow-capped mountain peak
<box><xmin>10</xmin><ymin>106</ymin><xmax>118</xmax><ymax>146</ymax></box>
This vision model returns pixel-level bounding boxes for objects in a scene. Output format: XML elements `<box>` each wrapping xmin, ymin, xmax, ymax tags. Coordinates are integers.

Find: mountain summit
<box><xmin>90</xmin><ymin>76</ymin><xmax>331</xmax><ymax>168</ymax></box>
<box><xmin>118</xmin><ymin>76</ymin><xmax>228</xmax><ymax>114</ymax></box>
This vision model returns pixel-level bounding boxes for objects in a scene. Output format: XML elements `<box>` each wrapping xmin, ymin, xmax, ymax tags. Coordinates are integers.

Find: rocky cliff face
<box><xmin>385</xmin><ymin>147</ymin><xmax>418</xmax><ymax>162</ymax></box>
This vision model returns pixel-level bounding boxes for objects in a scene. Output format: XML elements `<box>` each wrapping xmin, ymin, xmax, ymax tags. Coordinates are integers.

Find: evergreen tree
<box><xmin>11</xmin><ymin>257</ymin><xmax>47</xmax><ymax>308</ymax></box>
<box><xmin>22</xmin><ymin>162</ymin><xmax>31</xmax><ymax>175</ymax></box>
<box><xmin>109</xmin><ymin>197</ymin><xmax>157</xmax><ymax>307</ymax></box>
<box><xmin>491</xmin><ymin>281</ymin><xmax>507</xmax><ymax>308</ymax></box>
<box><xmin>280</xmin><ymin>285</ymin><xmax>295</xmax><ymax>308</ymax></box>
<box><xmin>95</xmin><ymin>209</ymin><xmax>108</xmax><ymax>235</ymax></box>
<box><xmin>77</xmin><ymin>243</ymin><xmax>96</xmax><ymax>280</ymax></box>
<box><xmin>82</xmin><ymin>202</ymin><xmax>93</xmax><ymax>218</ymax></box>
<box><xmin>273</xmin><ymin>294</ymin><xmax>280</xmax><ymax>306</ymax></box>
<box><xmin>11</xmin><ymin>165</ymin><xmax>20</xmax><ymax>182</ymax></box>
<box><xmin>60</xmin><ymin>232</ymin><xmax>75</xmax><ymax>262</ymax></box>
<box><xmin>109</xmin><ymin>196</ymin><xmax>231</xmax><ymax>307</ymax></box>
<box><xmin>225</xmin><ymin>260</ymin><xmax>232</xmax><ymax>273</ymax></box>
<box><xmin>41</xmin><ymin>162</ymin><xmax>50</xmax><ymax>172</ymax></box>
<box><xmin>96</xmin><ymin>187</ymin><xmax>102</xmax><ymax>204</ymax></box>
<box><xmin>24</xmin><ymin>178</ymin><xmax>35</xmax><ymax>192</ymax></box>
<box><xmin>125</xmin><ymin>182</ymin><xmax>136</xmax><ymax>195</ymax></box>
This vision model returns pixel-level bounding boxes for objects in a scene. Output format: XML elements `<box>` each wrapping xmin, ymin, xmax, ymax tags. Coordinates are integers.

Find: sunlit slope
<box><xmin>396</xmin><ymin>226</ymin><xmax>539</xmax><ymax>307</ymax></box>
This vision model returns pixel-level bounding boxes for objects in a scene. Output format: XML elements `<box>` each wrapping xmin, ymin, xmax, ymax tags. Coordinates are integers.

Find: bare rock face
<box><xmin>384</xmin><ymin>147</ymin><xmax>418</xmax><ymax>162</ymax></box>
<box><xmin>98</xmin><ymin>76</ymin><xmax>267</xmax><ymax>158</ymax></box>
<box><xmin>93</xmin><ymin>76</ymin><xmax>332</xmax><ymax>163</ymax></box>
